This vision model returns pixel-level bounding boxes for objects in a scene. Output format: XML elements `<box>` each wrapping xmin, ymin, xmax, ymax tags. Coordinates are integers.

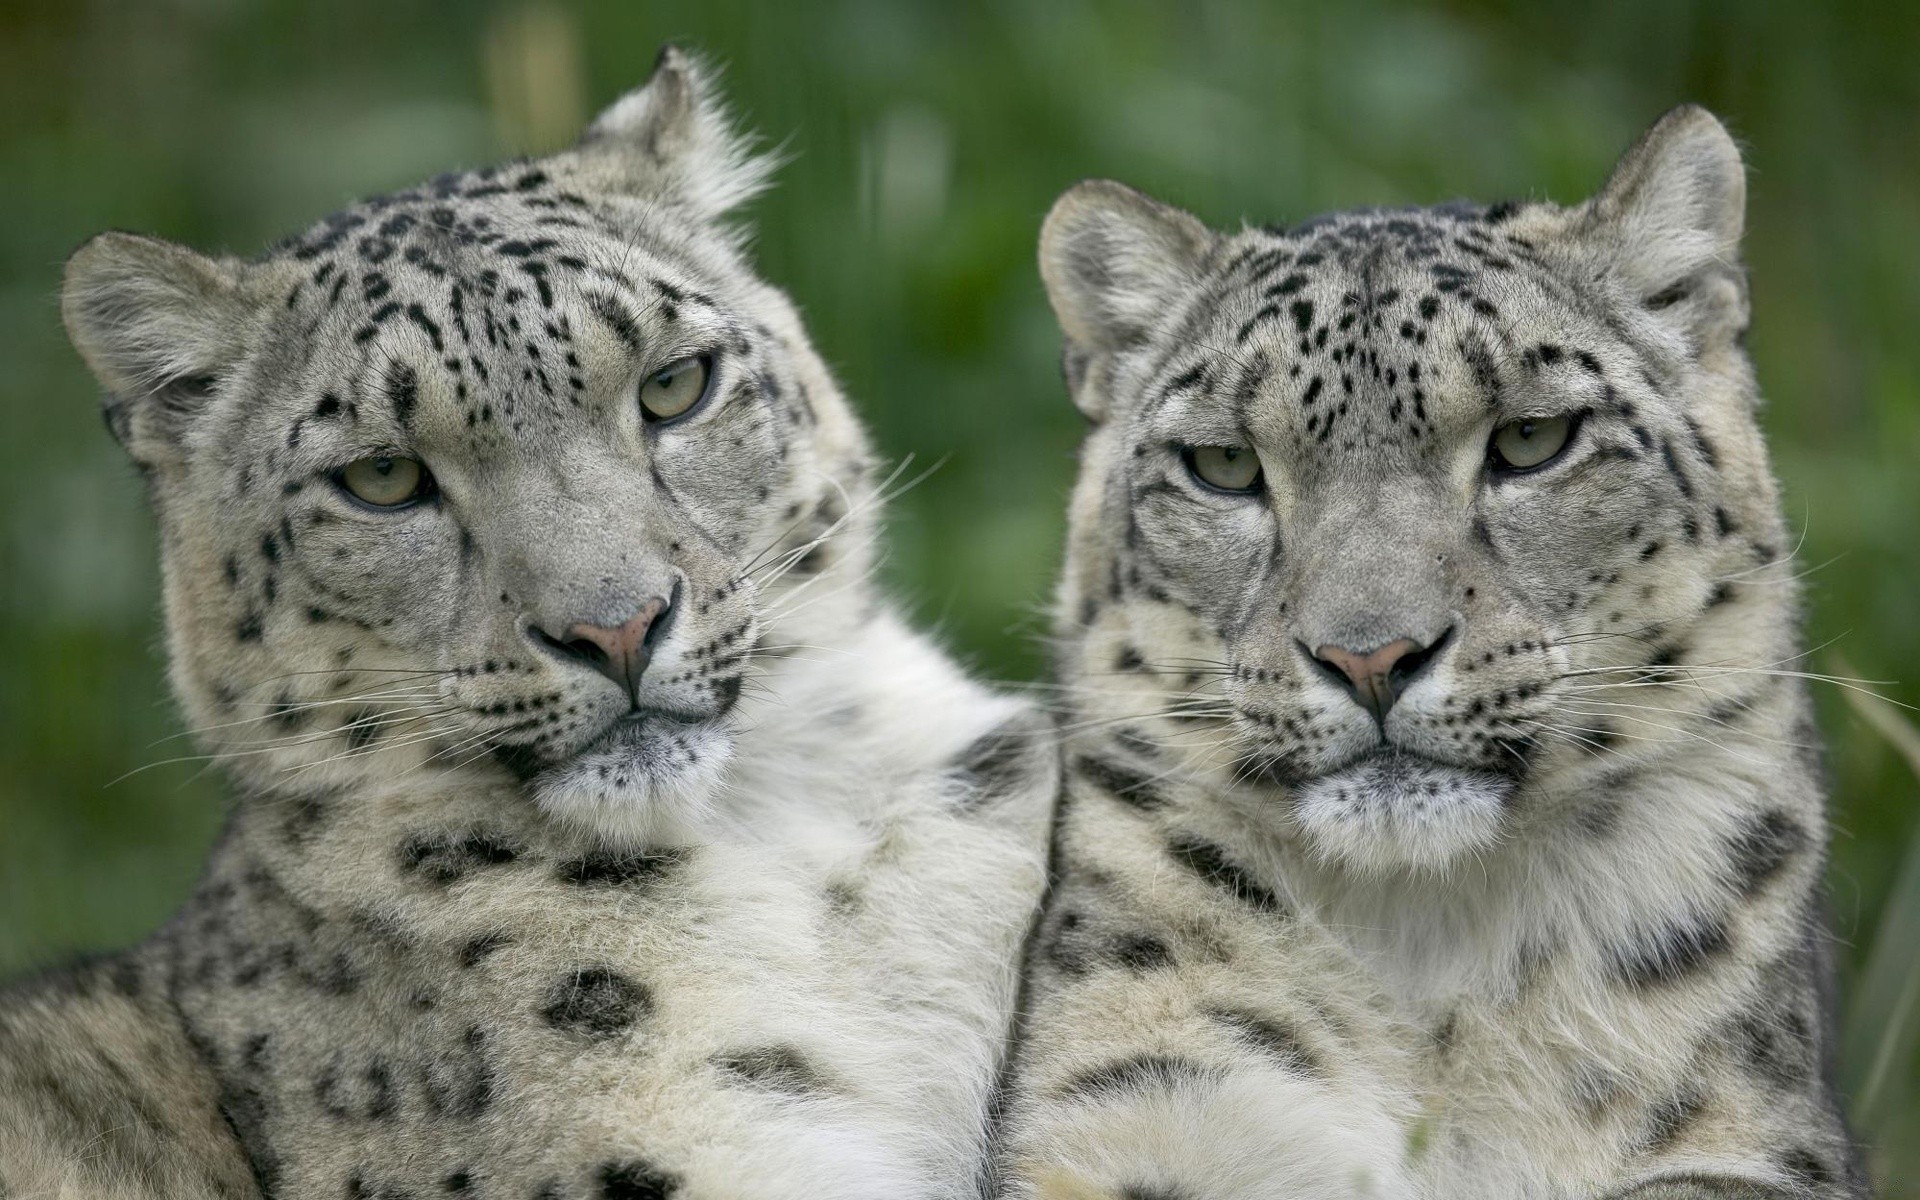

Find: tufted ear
<box><xmin>62</xmin><ymin>231</ymin><xmax>273</xmax><ymax>464</ymax></box>
<box><xmin>1580</xmin><ymin>106</ymin><xmax>1747</xmax><ymax>341</ymax></box>
<box><xmin>560</xmin><ymin>45</ymin><xmax>775</xmax><ymax>221</ymax></box>
<box><xmin>1040</xmin><ymin>179</ymin><xmax>1215</xmax><ymax>356</ymax></box>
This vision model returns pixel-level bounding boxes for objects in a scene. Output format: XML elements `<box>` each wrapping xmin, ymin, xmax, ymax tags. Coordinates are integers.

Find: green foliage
<box><xmin>1835</xmin><ymin>658</ymin><xmax>1920</xmax><ymax>1156</ymax></box>
<box><xmin>1</xmin><ymin>0</ymin><xmax>1914</xmax><ymax>1187</ymax></box>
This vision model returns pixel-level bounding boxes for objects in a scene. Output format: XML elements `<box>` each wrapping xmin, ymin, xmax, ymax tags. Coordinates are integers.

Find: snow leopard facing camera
<box><xmin>994</xmin><ymin>107</ymin><xmax>1865</xmax><ymax>1199</ymax></box>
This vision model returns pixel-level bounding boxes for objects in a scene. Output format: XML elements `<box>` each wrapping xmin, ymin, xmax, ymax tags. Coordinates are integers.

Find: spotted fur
<box><xmin>3</xmin><ymin>48</ymin><xmax>1051</xmax><ymax>1199</ymax></box>
<box><xmin>993</xmin><ymin>107</ymin><xmax>1864</xmax><ymax>1199</ymax></box>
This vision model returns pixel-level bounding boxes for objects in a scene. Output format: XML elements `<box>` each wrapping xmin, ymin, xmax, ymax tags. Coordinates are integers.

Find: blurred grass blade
<box><xmin>1833</xmin><ymin>654</ymin><xmax>1920</xmax><ymax>1138</ymax></box>
<box><xmin>484</xmin><ymin>3</ymin><xmax>586</xmax><ymax>155</ymax></box>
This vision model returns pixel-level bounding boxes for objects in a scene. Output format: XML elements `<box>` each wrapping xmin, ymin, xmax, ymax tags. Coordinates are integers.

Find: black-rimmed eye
<box><xmin>335</xmin><ymin>456</ymin><xmax>435</xmax><ymax>509</ymax></box>
<box><xmin>639</xmin><ymin>355</ymin><xmax>713</xmax><ymax>422</ymax></box>
<box><xmin>1489</xmin><ymin>413</ymin><xmax>1579</xmax><ymax>473</ymax></box>
<box><xmin>1183</xmin><ymin>445</ymin><xmax>1264</xmax><ymax>494</ymax></box>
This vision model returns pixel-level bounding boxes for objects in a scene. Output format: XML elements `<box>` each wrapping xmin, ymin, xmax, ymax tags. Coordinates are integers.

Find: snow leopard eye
<box><xmin>639</xmin><ymin>354</ymin><xmax>713</xmax><ymax>423</ymax></box>
<box><xmin>1183</xmin><ymin>445</ymin><xmax>1264</xmax><ymax>494</ymax></box>
<box><xmin>336</xmin><ymin>456</ymin><xmax>435</xmax><ymax>510</ymax></box>
<box><xmin>1489</xmin><ymin>413</ymin><xmax>1578</xmax><ymax>473</ymax></box>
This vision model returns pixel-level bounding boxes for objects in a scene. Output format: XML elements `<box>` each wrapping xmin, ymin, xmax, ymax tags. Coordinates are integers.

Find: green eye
<box><xmin>1490</xmin><ymin>414</ymin><xmax>1575</xmax><ymax>472</ymax></box>
<box><xmin>639</xmin><ymin>355</ymin><xmax>712</xmax><ymax>422</ymax></box>
<box><xmin>337</xmin><ymin>456</ymin><xmax>432</xmax><ymax>508</ymax></box>
<box><xmin>1185</xmin><ymin>445</ymin><xmax>1264</xmax><ymax>493</ymax></box>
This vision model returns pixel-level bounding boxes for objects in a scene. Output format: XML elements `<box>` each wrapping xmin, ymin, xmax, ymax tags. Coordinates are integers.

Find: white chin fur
<box><xmin>1292</xmin><ymin>755</ymin><xmax>1510</xmax><ymax>874</ymax></box>
<box><xmin>531</xmin><ymin>719</ymin><xmax>735</xmax><ymax>846</ymax></box>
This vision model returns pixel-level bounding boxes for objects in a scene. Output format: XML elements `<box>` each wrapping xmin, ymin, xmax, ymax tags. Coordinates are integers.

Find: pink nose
<box><xmin>555</xmin><ymin>597</ymin><xmax>670</xmax><ymax>701</ymax></box>
<box><xmin>1311</xmin><ymin>636</ymin><xmax>1433</xmax><ymax>721</ymax></box>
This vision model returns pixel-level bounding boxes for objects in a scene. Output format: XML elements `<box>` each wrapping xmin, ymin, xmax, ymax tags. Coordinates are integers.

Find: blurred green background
<box><xmin>2</xmin><ymin>0</ymin><xmax>1917</xmax><ymax>1188</ymax></box>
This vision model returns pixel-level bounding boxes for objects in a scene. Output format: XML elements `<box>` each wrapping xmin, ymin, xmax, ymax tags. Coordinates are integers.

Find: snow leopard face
<box><xmin>62</xmin><ymin>50</ymin><xmax>875</xmax><ymax>843</ymax></box>
<box><xmin>1043</xmin><ymin>108</ymin><xmax>1791</xmax><ymax>873</ymax></box>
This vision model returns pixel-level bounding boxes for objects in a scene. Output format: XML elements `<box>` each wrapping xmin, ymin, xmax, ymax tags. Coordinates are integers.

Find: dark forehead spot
<box><xmin>404</xmin><ymin>302</ymin><xmax>444</xmax><ymax>352</ymax></box>
<box><xmin>1163</xmin><ymin>361</ymin><xmax>1212</xmax><ymax>397</ymax></box>
<box><xmin>354</xmin><ymin>300</ymin><xmax>401</xmax><ymax>344</ymax></box>
<box><xmin>495</xmin><ymin>237</ymin><xmax>558</xmax><ymax>258</ymax></box>
<box><xmin>588</xmin><ymin>293</ymin><xmax>642</xmax><ymax>350</ymax></box>
<box><xmin>384</xmin><ymin>362</ymin><xmax>419</xmax><ymax>428</ymax></box>
<box><xmin>520</xmin><ymin>261</ymin><xmax>555</xmax><ymax>307</ymax></box>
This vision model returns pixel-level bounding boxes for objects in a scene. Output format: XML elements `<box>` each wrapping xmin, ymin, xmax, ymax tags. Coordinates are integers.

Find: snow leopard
<box><xmin>991</xmin><ymin>107</ymin><xmax>1866</xmax><ymax>1199</ymax></box>
<box><xmin>0</xmin><ymin>48</ymin><xmax>1051</xmax><ymax>1200</ymax></box>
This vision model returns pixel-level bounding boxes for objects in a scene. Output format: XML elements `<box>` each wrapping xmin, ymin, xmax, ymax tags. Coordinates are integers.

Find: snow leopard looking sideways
<box><xmin>0</xmin><ymin>49</ymin><xmax>1051</xmax><ymax>1200</ymax></box>
<box><xmin>992</xmin><ymin>108</ymin><xmax>1865</xmax><ymax>1199</ymax></box>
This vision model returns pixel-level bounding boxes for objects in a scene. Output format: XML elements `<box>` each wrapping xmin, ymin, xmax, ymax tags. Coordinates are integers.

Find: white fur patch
<box><xmin>530</xmin><ymin>716</ymin><xmax>735</xmax><ymax>845</ymax></box>
<box><xmin>1291</xmin><ymin>755</ymin><xmax>1511</xmax><ymax>874</ymax></box>
<box><xmin>1016</xmin><ymin>1067</ymin><xmax>1413</xmax><ymax>1200</ymax></box>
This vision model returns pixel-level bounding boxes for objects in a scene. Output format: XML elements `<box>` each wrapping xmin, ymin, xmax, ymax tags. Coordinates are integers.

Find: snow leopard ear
<box><xmin>562</xmin><ymin>45</ymin><xmax>776</xmax><ymax>221</ymax></box>
<box><xmin>62</xmin><ymin>231</ymin><xmax>273</xmax><ymax>464</ymax></box>
<box><xmin>1041</xmin><ymin>179</ymin><xmax>1216</xmax><ymax>357</ymax></box>
<box><xmin>1581</xmin><ymin>105</ymin><xmax>1747</xmax><ymax>342</ymax></box>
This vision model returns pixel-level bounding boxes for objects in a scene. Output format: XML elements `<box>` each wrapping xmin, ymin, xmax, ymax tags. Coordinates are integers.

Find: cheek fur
<box><xmin>650</xmin><ymin>381</ymin><xmax>796</xmax><ymax>555</ymax></box>
<box><xmin>291</xmin><ymin>505</ymin><xmax>467</xmax><ymax>640</ymax></box>
<box><xmin>1127</xmin><ymin>485</ymin><xmax>1275</xmax><ymax>625</ymax></box>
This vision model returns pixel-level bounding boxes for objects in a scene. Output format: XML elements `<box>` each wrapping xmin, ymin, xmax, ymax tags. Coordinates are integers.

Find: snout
<box><xmin>1301</xmin><ymin>629</ymin><xmax>1453</xmax><ymax>725</ymax></box>
<box><xmin>528</xmin><ymin>584</ymin><xmax>678</xmax><ymax>705</ymax></box>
